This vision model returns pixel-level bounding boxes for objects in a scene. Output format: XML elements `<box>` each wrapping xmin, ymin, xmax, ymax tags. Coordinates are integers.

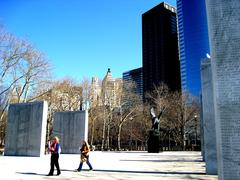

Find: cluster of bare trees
<box><xmin>146</xmin><ymin>85</ymin><xmax>200</xmax><ymax>150</ymax></box>
<box><xmin>36</xmin><ymin>78</ymin><xmax>84</xmax><ymax>141</ymax></box>
<box><xmin>0</xmin><ymin>26</ymin><xmax>200</xmax><ymax>151</ymax></box>
<box><xmin>87</xmin><ymin>83</ymin><xmax>200</xmax><ymax>151</ymax></box>
<box><xmin>0</xmin><ymin>26</ymin><xmax>51</xmax><ymax>146</ymax></box>
<box><xmin>88</xmin><ymin>80</ymin><xmax>144</xmax><ymax>151</ymax></box>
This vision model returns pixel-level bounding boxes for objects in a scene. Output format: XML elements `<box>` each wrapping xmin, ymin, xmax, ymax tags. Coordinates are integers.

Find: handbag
<box><xmin>81</xmin><ymin>154</ymin><xmax>87</xmax><ymax>162</ymax></box>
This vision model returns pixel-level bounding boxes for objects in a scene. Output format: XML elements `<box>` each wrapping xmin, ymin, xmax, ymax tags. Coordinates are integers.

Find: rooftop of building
<box><xmin>142</xmin><ymin>2</ymin><xmax>176</xmax><ymax>16</ymax></box>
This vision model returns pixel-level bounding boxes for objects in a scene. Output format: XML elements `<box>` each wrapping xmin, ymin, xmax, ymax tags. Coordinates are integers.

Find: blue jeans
<box><xmin>77</xmin><ymin>155</ymin><xmax>93</xmax><ymax>171</ymax></box>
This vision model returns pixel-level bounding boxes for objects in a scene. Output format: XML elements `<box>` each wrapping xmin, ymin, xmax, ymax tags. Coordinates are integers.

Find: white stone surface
<box><xmin>52</xmin><ymin>111</ymin><xmax>88</xmax><ymax>154</ymax></box>
<box><xmin>200</xmin><ymin>58</ymin><xmax>217</xmax><ymax>175</ymax></box>
<box><xmin>206</xmin><ymin>0</ymin><xmax>240</xmax><ymax>179</ymax></box>
<box><xmin>0</xmin><ymin>151</ymin><xmax>217</xmax><ymax>179</ymax></box>
<box><xmin>4</xmin><ymin>101</ymin><xmax>48</xmax><ymax>157</ymax></box>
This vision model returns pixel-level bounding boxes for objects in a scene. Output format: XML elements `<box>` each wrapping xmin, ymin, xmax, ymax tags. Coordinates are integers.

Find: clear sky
<box><xmin>0</xmin><ymin>0</ymin><xmax>176</xmax><ymax>80</ymax></box>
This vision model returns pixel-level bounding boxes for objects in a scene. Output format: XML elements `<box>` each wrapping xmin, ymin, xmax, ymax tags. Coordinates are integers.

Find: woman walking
<box><xmin>47</xmin><ymin>136</ymin><xmax>61</xmax><ymax>176</ymax></box>
<box><xmin>76</xmin><ymin>140</ymin><xmax>93</xmax><ymax>172</ymax></box>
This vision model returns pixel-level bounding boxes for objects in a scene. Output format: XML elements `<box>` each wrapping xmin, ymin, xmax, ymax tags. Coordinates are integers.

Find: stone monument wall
<box><xmin>199</xmin><ymin>93</ymin><xmax>205</xmax><ymax>162</ymax></box>
<box><xmin>206</xmin><ymin>0</ymin><xmax>240</xmax><ymax>178</ymax></box>
<box><xmin>5</xmin><ymin>101</ymin><xmax>48</xmax><ymax>156</ymax></box>
<box><xmin>200</xmin><ymin>58</ymin><xmax>217</xmax><ymax>175</ymax></box>
<box><xmin>52</xmin><ymin>111</ymin><xmax>88</xmax><ymax>154</ymax></box>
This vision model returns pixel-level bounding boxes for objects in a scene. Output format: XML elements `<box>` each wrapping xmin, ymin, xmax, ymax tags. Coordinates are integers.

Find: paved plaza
<box><xmin>0</xmin><ymin>151</ymin><xmax>217</xmax><ymax>180</ymax></box>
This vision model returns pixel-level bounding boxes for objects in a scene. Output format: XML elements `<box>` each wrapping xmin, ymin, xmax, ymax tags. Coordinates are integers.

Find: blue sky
<box><xmin>0</xmin><ymin>0</ymin><xmax>176</xmax><ymax>80</ymax></box>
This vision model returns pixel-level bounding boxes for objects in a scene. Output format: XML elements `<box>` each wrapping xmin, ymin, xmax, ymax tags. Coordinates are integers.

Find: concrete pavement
<box><xmin>0</xmin><ymin>151</ymin><xmax>217</xmax><ymax>180</ymax></box>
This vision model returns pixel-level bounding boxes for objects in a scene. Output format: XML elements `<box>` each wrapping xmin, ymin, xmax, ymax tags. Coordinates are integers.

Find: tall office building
<box><xmin>177</xmin><ymin>0</ymin><xmax>210</xmax><ymax>96</ymax></box>
<box><xmin>142</xmin><ymin>2</ymin><xmax>181</xmax><ymax>98</ymax></box>
<box><xmin>123</xmin><ymin>67</ymin><xmax>143</xmax><ymax>100</ymax></box>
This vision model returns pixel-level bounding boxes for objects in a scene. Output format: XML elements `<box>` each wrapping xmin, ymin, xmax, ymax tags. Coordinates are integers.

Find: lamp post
<box><xmin>129</xmin><ymin>117</ymin><xmax>133</xmax><ymax>151</ymax></box>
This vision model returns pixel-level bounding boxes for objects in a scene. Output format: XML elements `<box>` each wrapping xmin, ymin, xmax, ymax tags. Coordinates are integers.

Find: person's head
<box><xmin>53</xmin><ymin>136</ymin><xmax>59</xmax><ymax>143</ymax></box>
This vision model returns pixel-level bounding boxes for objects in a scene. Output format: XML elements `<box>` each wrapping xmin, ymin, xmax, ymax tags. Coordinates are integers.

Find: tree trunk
<box><xmin>135</xmin><ymin>140</ymin><xmax>138</xmax><ymax>150</ymax></box>
<box><xmin>0</xmin><ymin>100</ymin><xmax>9</xmax><ymax>145</ymax></box>
<box><xmin>130</xmin><ymin>125</ymin><xmax>133</xmax><ymax>151</ymax></box>
<box><xmin>181</xmin><ymin>127</ymin><xmax>185</xmax><ymax>150</ymax></box>
<box><xmin>101</xmin><ymin>108</ymin><xmax>106</xmax><ymax>151</ymax></box>
<box><xmin>23</xmin><ymin>83</ymin><xmax>30</xmax><ymax>102</ymax></box>
<box><xmin>106</xmin><ymin>121</ymin><xmax>110</xmax><ymax>150</ymax></box>
<box><xmin>168</xmin><ymin>131</ymin><xmax>171</xmax><ymax>151</ymax></box>
<box><xmin>90</xmin><ymin>117</ymin><xmax>95</xmax><ymax>146</ymax></box>
<box><xmin>106</xmin><ymin>112</ymin><xmax>112</xmax><ymax>151</ymax></box>
<box><xmin>117</xmin><ymin>124</ymin><xmax>122</xmax><ymax>151</ymax></box>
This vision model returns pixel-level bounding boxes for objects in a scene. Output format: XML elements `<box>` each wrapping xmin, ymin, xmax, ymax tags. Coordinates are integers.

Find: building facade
<box><xmin>90</xmin><ymin>69</ymin><xmax>122</xmax><ymax>108</ymax></box>
<box><xmin>122</xmin><ymin>67</ymin><xmax>143</xmax><ymax>100</ymax></box>
<box><xmin>177</xmin><ymin>0</ymin><xmax>210</xmax><ymax>96</ymax></box>
<box><xmin>90</xmin><ymin>77</ymin><xmax>101</xmax><ymax>107</ymax></box>
<box><xmin>142</xmin><ymin>2</ymin><xmax>181</xmax><ymax>98</ymax></box>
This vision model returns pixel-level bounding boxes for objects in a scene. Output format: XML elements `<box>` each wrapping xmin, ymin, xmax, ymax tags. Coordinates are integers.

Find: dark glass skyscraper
<box><xmin>142</xmin><ymin>2</ymin><xmax>181</xmax><ymax>98</ymax></box>
<box><xmin>123</xmin><ymin>68</ymin><xmax>143</xmax><ymax>100</ymax></box>
<box><xmin>177</xmin><ymin>0</ymin><xmax>210</xmax><ymax>96</ymax></box>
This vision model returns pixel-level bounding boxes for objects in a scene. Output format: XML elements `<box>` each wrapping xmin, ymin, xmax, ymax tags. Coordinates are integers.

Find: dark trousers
<box><xmin>49</xmin><ymin>153</ymin><xmax>61</xmax><ymax>175</ymax></box>
<box><xmin>77</xmin><ymin>155</ymin><xmax>93</xmax><ymax>171</ymax></box>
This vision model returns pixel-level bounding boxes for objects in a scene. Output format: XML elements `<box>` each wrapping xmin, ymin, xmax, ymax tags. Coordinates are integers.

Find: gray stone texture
<box><xmin>52</xmin><ymin>111</ymin><xmax>88</xmax><ymax>154</ymax></box>
<box><xmin>199</xmin><ymin>93</ymin><xmax>205</xmax><ymax>162</ymax></box>
<box><xmin>200</xmin><ymin>58</ymin><xmax>217</xmax><ymax>175</ymax></box>
<box><xmin>5</xmin><ymin>101</ymin><xmax>48</xmax><ymax>156</ymax></box>
<box><xmin>206</xmin><ymin>0</ymin><xmax>240</xmax><ymax>179</ymax></box>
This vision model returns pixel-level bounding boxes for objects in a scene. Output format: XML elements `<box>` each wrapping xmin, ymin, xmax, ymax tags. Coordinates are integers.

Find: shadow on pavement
<box><xmin>120</xmin><ymin>159</ymin><xmax>202</xmax><ymax>162</ymax></box>
<box><xmin>16</xmin><ymin>172</ymin><xmax>46</xmax><ymax>176</ymax></box>
<box><xmin>16</xmin><ymin>169</ymin><xmax>206</xmax><ymax>176</ymax></box>
<box><xmin>102</xmin><ymin>151</ymin><xmax>148</xmax><ymax>154</ymax></box>
<box><xmin>61</xmin><ymin>169</ymin><xmax>77</xmax><ymax>172</ymax></box>
<box><xmin>90</xmin><ymin>169</ymin><xmax>206</xmax><ymax>175</ymax></box>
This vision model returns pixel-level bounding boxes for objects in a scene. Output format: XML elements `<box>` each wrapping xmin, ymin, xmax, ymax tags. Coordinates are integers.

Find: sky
<box><xmin>0</xmin><ymin>0</ymin><xmax>176</xmax><ymax>80</ymax></box>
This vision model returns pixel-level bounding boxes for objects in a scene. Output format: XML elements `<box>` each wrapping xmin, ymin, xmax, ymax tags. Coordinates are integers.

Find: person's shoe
<box><xmin>57</xmin><ymin>172</ymin><xmax>61</xmax><ymax>176</ymax></box>
<box><xmin>89</xmin><ymin>168</ymin><xmax>93</xmax><ymax>171</ymax></box>
<box><xmin>46</xmin><ymin>173</ymin><xmax>53</xmax><ymax>176</ymax></box>
<box><xmin>75</xmin><ymin>169</ymin><xmax>81</xmax><ymax>172</ymax></box>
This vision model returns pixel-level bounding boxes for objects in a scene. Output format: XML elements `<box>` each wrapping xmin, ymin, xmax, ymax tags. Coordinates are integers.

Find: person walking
<box><xmin>47</xmin><ymin>136</ymin><xmax>61</xmax><ymax>176</ymax></box>
<box><xmin>76</xmin><ymin>140</ymin><xmax>93</xmax><ymax>172</ymax></box>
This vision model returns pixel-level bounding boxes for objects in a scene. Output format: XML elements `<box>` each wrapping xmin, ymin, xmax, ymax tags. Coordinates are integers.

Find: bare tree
<box><xmin>145</xmin><ymin>84</ymin><xmax>170</xmax><ymax>124</ymax></box>
<box><xmin>12</xmin><ymin>48</ymin><xmax>51</xmax><ymax>103</ymax></box>
<box><xmin>80</xmin><ymin>77</ymin><xmax>91</xmax><ymax>110</ymax></box>
<box><xmin>0</xmin><ymin>89</ymin><xmax>9</xmax><ymax>146</ymax></box>
<box><xmin>114</xmin><ymin>80</ymin><xmax>142</xmax><ymax>151</ymax></box>
<box><xmin>165</xmin><ymin>92</ymin><xmax>200</xmax><ymax>150</ymax></box>
<box><xmin>144</xmin><ymin>84</ymin><xmax>200</xmax><ymax>150</ymax></box>
<box><xmin>36</xmin><ymin>78</ymin><xmax>82</xmax><ymax>140</ymax></box>
<box><xmin>0</xmin><ymin>27</ymin><xmax>29</xmax><ymax>87</ymax></box>
<box><xmin>88</xmin><ymin>105</ymin><xmax>106</xmax><ymax>149</ymax></box>
<box><xmin>101</xmin><ymin>100</ymin><xmax>113</xmax><ymax>151</ymax></box>
<box><xmin>0</xmin><ymin>27</ymin><xmax>32</xmax><ymax>128</ymax></box>
<box><xmin>0</xmin><ymin>26</ymin><xmax>53</xmax><ymax>146</ymax></box>
<box><xmin>100</xmin><ymin>83</ymin><xmax>115</xmax><ymax>151</ymax></box>
<box><xmin>129</xmin><ymin>104</ymin><xmax>152</xmax><ymax>150</ymax></box>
